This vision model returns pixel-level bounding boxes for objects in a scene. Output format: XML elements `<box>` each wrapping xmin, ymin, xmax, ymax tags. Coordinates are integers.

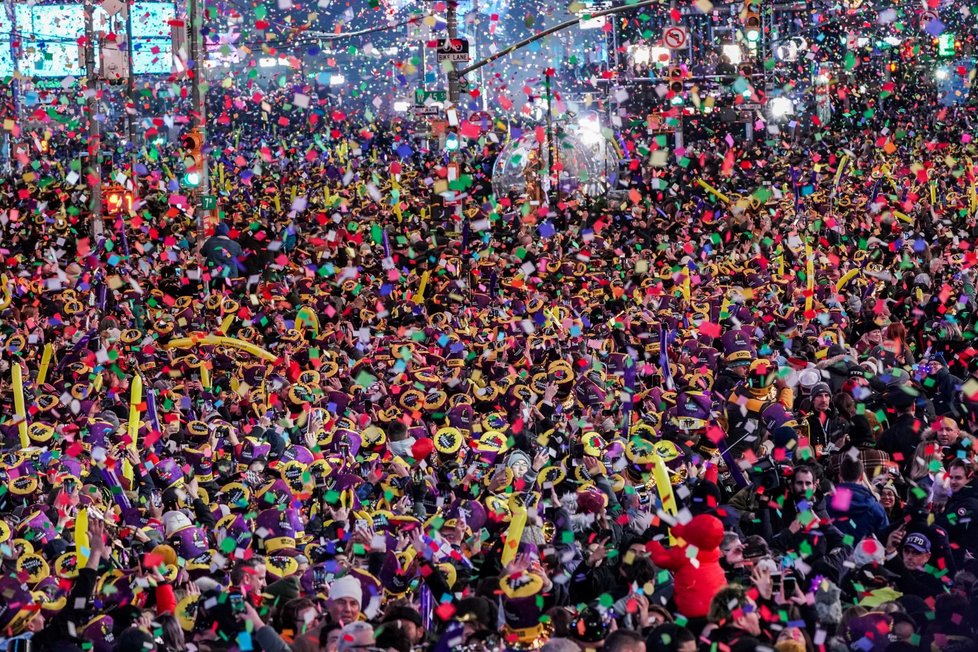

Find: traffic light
<box><xmin>445</xmin><ymin>129</ymin><xmax>460</xmax><ymax>151</ymax></box>
<box><xmin>104</xmin><ymin>186</ymin><xmax>133</xmax><ymax>216</ymax></box>
<box><xmin>180</xmin><ymin>129</ymin><xmax>203</xmax><ymax>188</ymax></box>
<box><xmin>743</xmin><ymin>0</ymin><xmax>761</xmax><ymax>42</ymax></box>
<box><xmin>937</xmin><ymin>33</ymin><xmax>956</xmax><ymax>58</ymax></box>
<box><xmin>667</xmin><ymin>66</ymin><xmax>684</xmax><ymax>94</ymax></box>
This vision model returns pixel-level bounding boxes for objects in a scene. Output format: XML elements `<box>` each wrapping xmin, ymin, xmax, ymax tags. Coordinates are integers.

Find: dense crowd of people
<box><xmin>2</xmin><ymin>60</ymin><xmax>978</xmax><ymax>652</ymax></box>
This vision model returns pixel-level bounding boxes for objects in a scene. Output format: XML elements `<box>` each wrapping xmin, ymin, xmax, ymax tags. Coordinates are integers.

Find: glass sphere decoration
<box><xmin>491</xmin><ymin>120</ymin><xmax>618</xmax><ymax>204</ymax></box>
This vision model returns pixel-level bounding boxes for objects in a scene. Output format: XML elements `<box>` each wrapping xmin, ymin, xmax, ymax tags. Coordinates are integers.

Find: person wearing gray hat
<box><xmin>805</xmin><ymin>382</ymin><xmax>845</xmax><ymax>452</ymax></box>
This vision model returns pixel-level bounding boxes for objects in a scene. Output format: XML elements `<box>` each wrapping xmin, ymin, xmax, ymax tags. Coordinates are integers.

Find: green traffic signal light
<box><xmin>938</xmin><ymin>33</ymin><xmax>955</xmax><ymax>57</ymax></box>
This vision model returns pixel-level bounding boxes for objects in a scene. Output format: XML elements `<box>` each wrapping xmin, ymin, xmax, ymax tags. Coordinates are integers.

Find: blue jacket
<box><xmin>201</xmin><ymin>234</ymin><xmax>244</xmax><ymax>278</ymax></box>
<box><xmin>828</xmin><ymin>482</ymin><xmax>889</xmax><ymax>544</ymax></box>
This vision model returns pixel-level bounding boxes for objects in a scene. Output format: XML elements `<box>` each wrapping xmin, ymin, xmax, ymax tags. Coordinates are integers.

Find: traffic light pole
<box><xmin>446</xmin><ymin>0</ymin><xmax>460</xmax><ymax>105</ymax></box>
<box><xmin>456</xmin><ymin>0</ymin><xmax>658</xmax><ymax>80</ymax></box>
<box><xmin>124</xmin><ymin>3</ymin><xmax>138</xmax><ymax>202</ymax></box>
<box><xmin>544</xmin><ymin>72</ymin><xmax>560</xmax><ymax>206</ymax></box>
<box><xmin>84</xmin><ymin>0</ymin><xmax>104</xmax><ymax>237</ymax></box>
<box><xmin>188</xmin><ymin>0</ymin><xmax>209</xmax><ymax>245</ymax></box>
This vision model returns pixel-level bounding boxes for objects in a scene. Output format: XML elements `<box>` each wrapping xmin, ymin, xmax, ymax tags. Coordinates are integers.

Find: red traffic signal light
<box><xmin>668</xmin><ymin>66</ymin><xmax>684</xmax><ymax>94</ymax></box>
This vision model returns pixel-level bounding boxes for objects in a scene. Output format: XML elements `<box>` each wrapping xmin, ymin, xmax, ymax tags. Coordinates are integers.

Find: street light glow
<box><xmin>722</xmin><ymin>44</ymin><xmax>744</xmax><ymax>65</ymax></box>
<box><xmin>578</xmin><ymin>114</ymin><xmax>603</xmax><ymax>147</ymax></box>
<box><xmin>769</xmin><ymin>97</ymin><xmax>794</xmax><ymax>119</ymax></box>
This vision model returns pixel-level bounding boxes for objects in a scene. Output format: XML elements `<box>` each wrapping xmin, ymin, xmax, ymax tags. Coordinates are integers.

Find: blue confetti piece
<box><xmin>237</xmin><ymin>631</ymin><xmax>253</xmax><ymax>651</ymax></box>
<box><xmin>924</xmin><ymin>18</ymin><xmax>946</xmax><ymax>37</ymax></box>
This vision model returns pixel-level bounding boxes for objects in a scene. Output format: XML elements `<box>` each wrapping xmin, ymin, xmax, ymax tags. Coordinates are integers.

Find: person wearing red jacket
<box><xmin>647</xmin><ymin>513</ymin><xmax>728</xmax><ymax>619</ymax></box>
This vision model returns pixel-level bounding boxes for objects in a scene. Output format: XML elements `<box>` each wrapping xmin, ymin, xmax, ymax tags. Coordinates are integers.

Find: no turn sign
<box><xmin>663</xmin><ymin>26</ymin><xmax>688</xmax><ymax>50</ymax></box>
<box><xmin>920</xmin><ymin>10</ymin><xmax>938</xmax><ymax>28</ymax></box>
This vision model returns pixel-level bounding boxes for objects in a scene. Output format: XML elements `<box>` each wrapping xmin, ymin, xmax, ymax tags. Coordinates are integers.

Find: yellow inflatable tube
<box><xmin>12</xmin><ymin>363</ymin><xmax>28</xmax><ymax>449</ymax></box>
<box><xmin>165</xmin><ymin>334</ymin><xmax>277</xmax><ymax>362</ymax></box>
<box><xmin>0</xmin><ymin>275</ymin><xmax>11</xmax><ymax>310</ymax></box>
<box><xmin>836</xmin><ymin>268</ymin><xmax>860</xmax><ymax>292</ymax></box>
<box><xmin>500</xmin><ymin>494</ymin><xmax>528</xmax><ymax>567</ymax></box>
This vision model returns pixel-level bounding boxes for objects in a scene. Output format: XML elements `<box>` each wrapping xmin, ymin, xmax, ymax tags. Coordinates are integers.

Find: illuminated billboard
<box><xmin>0</xmin><ymin>2</ymin><xmax>174</xmax><ymax>78</ymax></box>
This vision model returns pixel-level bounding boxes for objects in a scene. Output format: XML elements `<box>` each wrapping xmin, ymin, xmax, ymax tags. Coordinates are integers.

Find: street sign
<box><xmin>663</xmin><ymin>26</ymin><xmax>688</xmax><ymax>50</ymax></box>
<box><xmin>415</xmin><ymin>89</ymin><xmax>447</xmax><ymax>105</ymax></box>
<box><xmin>469</xmin><ymin>111</ymin><xmax>491</xmax><ymax>121</ymax></box>
<box><xmin>435</xmin><ymin>38</ymin><xmax>470</xmax><ymax>62</ymax></box>
<box><xmin>920</xmin><ymin>10</ymin><xmax>938</xmax><ymax>29</ymax></box>
<box><xmin>736</xmin><ymin>103</ymin><xmax>763</xmax><ymax>112</ymax></box>
<box><xmin>410</xmin><ymin>105</ymin><xmax>442</xmax><ymax>118</ymax></box>
<box><xmin>201</xmin><ymin>195</ymin><xmax>217</xmax><ymax>210</ymax></box>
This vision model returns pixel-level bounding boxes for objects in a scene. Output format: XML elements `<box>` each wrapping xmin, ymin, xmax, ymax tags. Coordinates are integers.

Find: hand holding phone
<box><xmin>782</xmin><ymin>574</ymin><xmax>797</xmax><ymax>597</ymax></box>
<box><xmin>886</xmin><ymin>523</ymin><xmax>906</xmax><ymax>554</ymax></box>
